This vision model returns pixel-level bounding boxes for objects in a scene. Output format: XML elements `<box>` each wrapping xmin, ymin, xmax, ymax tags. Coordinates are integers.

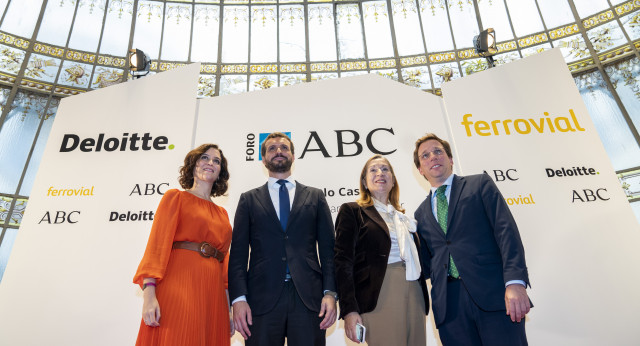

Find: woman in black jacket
<box><xmin>334</xmin><ymin>154</ymin><xmax>429</xmax><ymax>345</ymax></box>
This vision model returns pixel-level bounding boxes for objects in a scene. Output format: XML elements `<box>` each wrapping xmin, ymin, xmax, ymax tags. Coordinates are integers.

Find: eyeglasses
<box><xmin>419</xmin><ymin>148</ymin><xmax>445</xmax><ymax>160</ymax></box>
<box><xmin>199</xmin><ymin>154</ymin><xmax>221</xmax><ymax>165</ymax></box>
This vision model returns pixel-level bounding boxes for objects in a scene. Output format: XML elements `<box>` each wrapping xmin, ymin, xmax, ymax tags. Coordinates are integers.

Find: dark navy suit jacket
<box><xmin>414</xmin><ymin>174</ymin><xmax>530</xmax><ymax>326</ymax></box>
<box><xmin>228</xmin><ymin>182</ymin><xmax>336</xmax><ymax>315</ymax></box>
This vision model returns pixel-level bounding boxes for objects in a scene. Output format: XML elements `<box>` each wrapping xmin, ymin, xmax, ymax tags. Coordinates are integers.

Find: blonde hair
<box><xmin>356</xmin><ymin>155</ymin><xmax>404</xmax><ymax>213</ymax></box>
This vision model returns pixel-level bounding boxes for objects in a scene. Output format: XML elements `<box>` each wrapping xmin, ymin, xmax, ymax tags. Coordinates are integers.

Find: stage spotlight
<box><xmin>473</xmin><ymin>28</ymin><xmax>498</xmax><ymax>68</ymax></box>
<box><xmin>128</xmin><ymin>48</ymin><xmax>151</xmax><ymax>79</ymax></box>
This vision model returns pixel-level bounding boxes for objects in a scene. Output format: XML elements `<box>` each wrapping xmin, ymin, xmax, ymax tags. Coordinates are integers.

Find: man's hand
<box><xmin>343</xmin><ymin>311</ymin><xmax>363</xmax><ymax>343</ymax></box>
<box><xmin>505</xmin><ymin>284</ymin><xmax>530</xmax><ymax>322</ymax></box>
<box><xmin>318</xmin><ymin>295</ymin><xmax>337</xmax><ymax>329</ymax></box>
<box><xmin>232</xmin><ymin>301</ymin><xmax>253</xmax><ymax>340</ymax></box>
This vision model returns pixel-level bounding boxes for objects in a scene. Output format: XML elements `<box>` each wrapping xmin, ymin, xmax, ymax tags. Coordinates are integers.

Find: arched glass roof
<box><xmin>1</xmin><ymin>0</ymin><xmax>640</xmax><ymax>280</ymax></box>
<box><xmin>0</xmin><ymin>0</ymin><xmax>637</xmax><ymax>96</ymax></box>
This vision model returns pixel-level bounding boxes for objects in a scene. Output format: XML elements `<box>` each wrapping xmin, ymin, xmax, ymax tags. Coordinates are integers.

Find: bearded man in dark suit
<box><xmin>413</xmin><ymin>133</ymin><xmax>531</xmax><ymax>346</ymax></box>
<box><xmin>229</xmin><ymin>132</ymin><xmax>337</xmax><ymax>346</ymax></box>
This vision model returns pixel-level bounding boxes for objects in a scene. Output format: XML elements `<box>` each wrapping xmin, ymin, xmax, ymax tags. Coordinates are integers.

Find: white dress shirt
<box><xmin>373</xmin><ymin>198</ymin><xmax>402</xmax><ymax>264</ymax></box>
<box><xmin>267</xmin><ymin>176</ymin><xmax>296</xmax><ymax>218</ymax></box>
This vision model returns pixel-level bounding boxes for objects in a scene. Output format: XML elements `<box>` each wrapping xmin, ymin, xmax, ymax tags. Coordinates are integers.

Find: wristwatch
<box><xmin>324</xmin><ymin>290</ymin><xmax>338</xmax><ymax>300</ymax></box>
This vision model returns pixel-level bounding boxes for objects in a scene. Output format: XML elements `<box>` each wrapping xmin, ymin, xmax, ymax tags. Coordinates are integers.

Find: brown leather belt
<box><xmin>172</xmin><ymin>241</ymin><xmax>225</xmax><ymax>262</ymax></box>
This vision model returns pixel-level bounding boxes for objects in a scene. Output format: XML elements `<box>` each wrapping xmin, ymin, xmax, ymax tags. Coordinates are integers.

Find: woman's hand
<box><xmin>142</xmin><ymin>280</ymin><xmax>161</xmax><ymax>327</ymax></box>
<box><xmin>343</xmin><ymin>311</ymin><xmax>363</xmax><ymax>343</ymax></box>
<box><xmin>226</xmin><ymin>289</ymin><xmax>235</xmax><ymax>337</ymax></box>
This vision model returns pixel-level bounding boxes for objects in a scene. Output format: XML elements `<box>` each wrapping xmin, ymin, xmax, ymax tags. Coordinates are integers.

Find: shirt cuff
<box><xmin>232</xmin><ymin>295</ymin><xmax>247</xmax><ymax>305</ymax></box>
<box><xmin>505</xmin><ymin>280</ymin><xmax>526</xmax><ymax>288</ymax></box>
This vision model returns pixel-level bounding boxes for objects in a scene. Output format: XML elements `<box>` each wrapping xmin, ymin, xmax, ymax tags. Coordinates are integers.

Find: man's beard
<box><xmin>265</xmin><ymin>155</ymin><xmax>293</xmax><ymax>173</ymax></box>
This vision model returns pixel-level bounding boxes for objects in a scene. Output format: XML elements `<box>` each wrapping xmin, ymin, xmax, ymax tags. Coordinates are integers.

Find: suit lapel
<box><xmin>257</xmin><ymin>183</ymin><xmax>281</xmax><ymax>228</ymax></box>
<box><xmin>362</xmin><ymin>205</ymin><xmax>389</xmax><ymax>237</ymax></box>
<box><xmin>286</xmin><ymin>181</ymin><xmax>309</xmax><ymax>231</ymax></box>
<box><xmin>425</xmin><ymin>191</ymin><xmax>444</xmax><ymax>238</ymax></box>
<box><xmin>447</xmin><ymin>175</ymin><xmax>465</xmax><ymax>231</ymax></box>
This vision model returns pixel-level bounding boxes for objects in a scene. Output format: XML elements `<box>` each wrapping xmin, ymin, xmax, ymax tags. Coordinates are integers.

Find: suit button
<box><xmin>282</xmin><ymin>257</ymin><xmax>286</xmax><ymax>261</ymax></box>
<box><xmin>284</xmin><ymin>235</ymin><xmax>288</xmax><ymax>240</ymax></box>
<box><xmin>446</xmin><ymin>241</ymin><xmax>451</xmax><ymax>245</ymax></box>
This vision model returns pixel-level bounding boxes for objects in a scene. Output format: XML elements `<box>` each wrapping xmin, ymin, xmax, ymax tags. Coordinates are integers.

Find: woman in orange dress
<box><xmin>133</xmin><ymin>143</ymin><xmax>234</xmax><ymax>346</ymax></box>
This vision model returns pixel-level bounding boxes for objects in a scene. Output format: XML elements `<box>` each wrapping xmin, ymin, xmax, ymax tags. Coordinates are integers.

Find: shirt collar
<box><xmin>373</xmin><ymin>197</ymin><xmax>389</xmax><ymax>209</ymax></box>
<box><xmin>373</xmin><ymin>197</ymin><xmax>398</xmax><ymax>216</ymax></box>
<box><xmin>430</xmin><ymin>174</ymin><xmax>455</xmax><ymax>194</ymax></box>
<box><xmin>268</xmin><ymin>175</ymin><xmax>296</xmax><ymax>188</ymax></box>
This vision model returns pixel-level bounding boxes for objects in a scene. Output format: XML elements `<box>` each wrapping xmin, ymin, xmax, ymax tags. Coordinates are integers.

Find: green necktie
<box><xmin>436</xmin><ymin>185</ymin><xmax>459</xmax><ymax>278</ymax></box>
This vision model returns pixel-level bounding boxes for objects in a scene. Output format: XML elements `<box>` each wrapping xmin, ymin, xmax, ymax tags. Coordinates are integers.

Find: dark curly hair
<box><xmin>178</xmin><ymin>144</ymin><xmax>229</xmax><ymax>197</ymax></box>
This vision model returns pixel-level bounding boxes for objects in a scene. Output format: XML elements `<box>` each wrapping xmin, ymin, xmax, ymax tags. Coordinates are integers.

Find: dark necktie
<box><xmin>277</xmin><ymin>179</ymin><xmax>291</xmax><ymax>277</ymax></box>
<box><xmin>436</xmin><ymin>185</ymin><xmax>459</xmax><ymax>278</ymax></box>
<box><xmin>277</xmin><ymin>179</ymin><xmax>289</xmax><ymax>230</ymax></box>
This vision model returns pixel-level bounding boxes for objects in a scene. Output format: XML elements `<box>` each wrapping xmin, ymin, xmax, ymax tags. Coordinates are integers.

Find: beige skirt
<box><xmin>361</xmin><ymin>261</ymin><xmax>426</xmax><ymax>346</ymax></box>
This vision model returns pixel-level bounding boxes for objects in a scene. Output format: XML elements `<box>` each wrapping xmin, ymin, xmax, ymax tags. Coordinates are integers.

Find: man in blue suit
<box><xmin>413</xmin><ymin>133</ymin><xmax>531</xmax><ymax>345</ymax></box>
<box><xmin>229</xmin><ymin>132</ymin><xmax>337</xmax><ymax>346</ymax></box>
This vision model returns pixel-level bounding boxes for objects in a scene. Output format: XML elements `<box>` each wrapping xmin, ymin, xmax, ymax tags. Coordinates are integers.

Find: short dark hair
<box><xmin>413</xmin><ymin>133</ymin><xmax>453</xmax><ymax>169</ymax></box>
<box><xmin>179</xmin><ymin>143</ymin><xmax>229</xmax><ymax>197</ymax></box>
<box><xmin>260</xmin><ymin>132</ymin><xmax>294</xmax><ymax>157</ymax></box>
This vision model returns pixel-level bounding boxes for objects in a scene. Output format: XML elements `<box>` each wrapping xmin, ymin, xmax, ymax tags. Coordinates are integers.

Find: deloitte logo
<box><xmin>545</xmin><ymin>166</ymin><xmax>598</xmax><ymax>178</ymax></box>
<box><xmin>60</xmin><ymin>133</ymin><xmax>174</xmax><ymax>152</ymax></box>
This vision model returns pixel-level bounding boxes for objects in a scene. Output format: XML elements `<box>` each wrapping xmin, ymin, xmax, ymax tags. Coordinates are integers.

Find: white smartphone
<box><xmin>355</xmin><ymin>323</ymin><xmax>366</xmax><ymax>343</ymax></box>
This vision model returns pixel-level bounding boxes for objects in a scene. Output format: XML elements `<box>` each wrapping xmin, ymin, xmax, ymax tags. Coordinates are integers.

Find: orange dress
<box><xmin>133</xmin><ymin>189</ymin><xmax>232</xmax><ymax>346</ymax></box>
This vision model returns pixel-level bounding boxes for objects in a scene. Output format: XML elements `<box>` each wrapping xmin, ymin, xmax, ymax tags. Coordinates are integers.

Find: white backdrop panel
<box><xmin>0</xmin><ymin>64</ymin><xmax>201</xmax><ymax>345</ymax></box>
<box><xmin>196</xmin><ymin>74</ymin><xmax>449</xmax><ymax>346</ymax></box>
<box><xmin>442</xmin><ymin>48</ymin><xmax>640</xmax><ymax>345</ymax></box>
<box><xmin>0</xmin><ymin>51</ymin><xmax>637</xmax><ymax>346</ymax></box>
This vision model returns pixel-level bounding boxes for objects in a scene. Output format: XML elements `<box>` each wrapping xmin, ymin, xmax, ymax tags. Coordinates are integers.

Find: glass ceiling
<box><xmin>1</xmin><ymin>0</ymin><xmax>640</xmax><ymax>281</ymax></box>
<box><xmin>0</xmin><ymin>0</ymin><xmax>637</xmax><ymax>96</ymax></box>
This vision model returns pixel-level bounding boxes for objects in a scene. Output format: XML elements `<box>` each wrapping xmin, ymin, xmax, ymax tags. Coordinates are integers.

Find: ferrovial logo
<box><xmin>59</xmin><ymin>133</ymin><xmax>174</xmax><ymax>152</ymax></box>
<box><xmin>47</xmin><ymin>186</ymin><xmax>95</xmax><ymax>197</ymax></box>
<box><xmin>504</xmin><ymin>194</ymin><xmax>535</xmax><ymax>206</ymax></box>
<box><xmin>546</xmin><ymin>166</ymin><xmax>599</xmax><ymax>178</ymax></box>
<box><xmin>245</xmin><ymin>128</ymin><xmax>397</xmax><ymax>161</ymax></box>
<box><xmin>460</xmin><ymin>109</ymin><xmax>585</xmax><ymax>137</ymax></box>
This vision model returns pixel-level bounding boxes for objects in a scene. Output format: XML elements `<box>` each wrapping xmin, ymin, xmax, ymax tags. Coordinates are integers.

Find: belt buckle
<box><xmin>199</xmin><ymin>242</ymin><xmax>213</xmax><ymax>258</ymax></box>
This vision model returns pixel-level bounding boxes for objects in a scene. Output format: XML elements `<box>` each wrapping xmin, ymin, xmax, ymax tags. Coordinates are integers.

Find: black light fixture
<box><xmin>473</xmin><ymin>28</ymin><xmax>498</xmax><ymax>68</ymax></box>
<box><xmin>128</xmin><ymin>48</ymin><xmax>151</xmax><ymax>79</ymax></box>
